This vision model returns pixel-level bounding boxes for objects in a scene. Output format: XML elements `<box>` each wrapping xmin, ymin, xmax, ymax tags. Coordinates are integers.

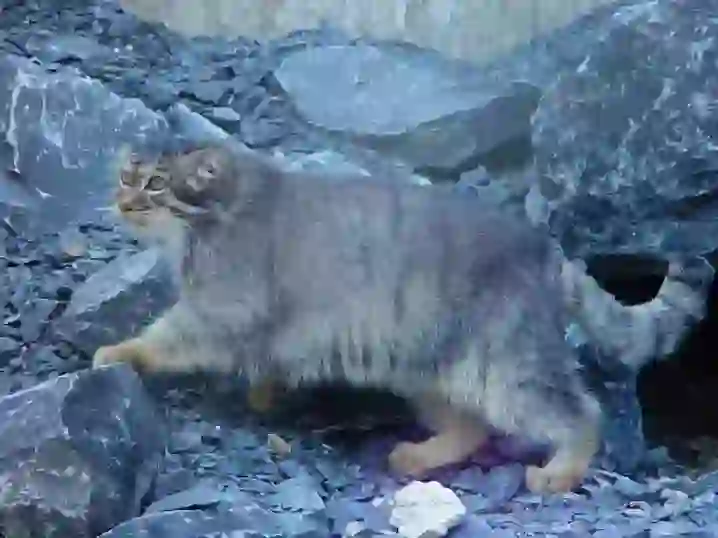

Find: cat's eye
<box><xmin>145</xmin><ymin>175</ymin><xmax>166</xmax><ymax>192</ymax></box>
<box><xmin>119</xmin><ymin>172</ymin><xmax>137</xmax><ymax>187</ymax></box>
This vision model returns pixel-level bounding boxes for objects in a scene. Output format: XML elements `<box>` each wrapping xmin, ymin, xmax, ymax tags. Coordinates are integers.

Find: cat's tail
<box><xmin>561</xmin><ymin>255</ymin><xmax>713</xmax><ymax>370</ymax></box>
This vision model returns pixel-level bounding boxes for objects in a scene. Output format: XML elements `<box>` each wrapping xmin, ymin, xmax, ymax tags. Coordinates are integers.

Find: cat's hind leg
<box><xmin>388</xmin><ymin>394</ymin><xmax>489</xmax><ymax>477</ymax></box>
<box><xmin>483</xmin><ymin>368</ymin><xmax>601</xmax><ymax>494</ymax></box>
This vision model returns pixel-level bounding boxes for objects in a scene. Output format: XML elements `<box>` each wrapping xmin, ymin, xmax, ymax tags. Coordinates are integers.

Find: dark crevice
<box><xmin>584</xmin><ymin>253</ymin><xmax>667</xmax><ymax>305</ymax></box>
<box><xmin>638</xmin><ymin>273</ymin><xmax>718</xmax><ymax>448</ymax></box>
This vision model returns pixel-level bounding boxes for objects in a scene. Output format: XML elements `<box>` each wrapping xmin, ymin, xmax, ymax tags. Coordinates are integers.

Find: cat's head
<box><xmin>113</xmin><ymin>143</ymin><xmax>239</xmax><ymax>231</ymax></box>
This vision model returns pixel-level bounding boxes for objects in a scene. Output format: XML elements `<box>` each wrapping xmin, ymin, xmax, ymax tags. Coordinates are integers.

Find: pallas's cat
<box><xmin>93</xmin><ymin>142</ymin><xmax>707</xmax><ymax>494</ymax></box>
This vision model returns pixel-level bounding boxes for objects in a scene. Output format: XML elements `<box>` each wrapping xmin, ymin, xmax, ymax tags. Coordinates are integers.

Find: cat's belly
<box><xmin>270</xmin><ymin>301</ymin><xmax>439</xmax><ymax>389</ymax></box>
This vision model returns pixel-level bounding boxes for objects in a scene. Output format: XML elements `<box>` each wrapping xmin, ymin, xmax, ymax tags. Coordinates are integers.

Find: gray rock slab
<box><xmin>525</xmin><ymin>0</ymin><xmax>718</xmax><ymax>261</ymax></box>
<box><xmin>100</xmin><ymin>502</ymin><xmax>329</xmax><ymax>538</ymax></box>
<box><xmin>274</xmin><ymin>44</ymin><xmax>540</xmax><ymax>175</ymax></box>
<box><xmin>53</xmin><ymin>248</ymin><xmax>176</xmax><ymax>356</ymax></box>
<box><xmin>0</xmin><ymin>363</ymin><xmax>166</xmax><ymax>538</ymax></box>
<box><xmin>0</xmin><ymin>55</ymin><xmax>170</xmax><ymax>238</ymax></box>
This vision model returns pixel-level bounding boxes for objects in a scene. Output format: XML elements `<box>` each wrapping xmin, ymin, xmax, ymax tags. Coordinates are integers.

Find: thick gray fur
<box><xmin>99</xmin><ymin>142</ymin><xmax>710</xmax><ymax>491</ymax></box>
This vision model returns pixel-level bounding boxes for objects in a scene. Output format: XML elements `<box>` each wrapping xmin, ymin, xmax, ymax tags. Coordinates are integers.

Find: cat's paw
<box><xmin>388</xmin><ymin>442</ymin><xmax>433</xmax><ymax>477</ymax></box>
<box><xmin>92</xmin><ymin>340</ymin><xmax>152</xmax><ymax>371</ymax></box>
<box><xmin>524</xmin><ymin>462</ymin><xmax>586</xmax><ymax>494</ymax></box>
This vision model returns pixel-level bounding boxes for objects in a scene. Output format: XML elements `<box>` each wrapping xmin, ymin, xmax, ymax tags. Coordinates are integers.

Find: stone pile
<box><xmin>0</xmin><ymin>0</ymin><xmax>716</xmax><ymax>536</ymax></box>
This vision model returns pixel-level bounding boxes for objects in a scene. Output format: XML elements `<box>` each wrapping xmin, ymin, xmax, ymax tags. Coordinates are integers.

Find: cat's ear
<box><xmin>186</xmin><ymin>147</ymin><xmax>229</xmax><ymax>192</ymax></box>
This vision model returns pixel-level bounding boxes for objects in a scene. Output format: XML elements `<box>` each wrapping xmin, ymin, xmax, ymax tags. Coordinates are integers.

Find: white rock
<box><xmin>390</xmin><ymin>481</ymin><xmax>466</xmax><ymax>538</ymax></box>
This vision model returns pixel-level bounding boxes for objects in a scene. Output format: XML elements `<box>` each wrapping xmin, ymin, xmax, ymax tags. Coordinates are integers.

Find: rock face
<box><xmin>525</xmin><ymin>0</ymin><xmax>718</xmax><ymax>263</ymax></box>
<box><xmin>274</xmin><ymin>44</ymin><xmax>541</xmax><ymax>175</ymax></box>
<box><xmin>0</xmin><ymin>363</ymin><xmax>166</xmax><ymax>538</ymax></box>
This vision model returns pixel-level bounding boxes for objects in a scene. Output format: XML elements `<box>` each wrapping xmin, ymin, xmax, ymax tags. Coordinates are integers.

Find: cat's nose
<box><xmin>116</xmin><ymin>198</ymin><xmax>135</xmax><ymax>212</ymax></box>
<box><xmin>117</xmin><ymin>194</ymin><xmax>150</xmax><ymax>212</ymax></box>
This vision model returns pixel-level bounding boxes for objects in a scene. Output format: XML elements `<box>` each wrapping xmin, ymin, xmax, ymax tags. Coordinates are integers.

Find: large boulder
<box><xmin>523</xmin><ymin>0</ymin><xmax>718</xmax><ymax>264</ymax></box>
<box><xmin>274</xmin><ymin>43</ymin><xmax>541</xmax><ymax>177</ymax></box>
<box><xmin>0</xmin><ymin>363</ymin><xmax>166</xmax><ymax>538</ymax></box>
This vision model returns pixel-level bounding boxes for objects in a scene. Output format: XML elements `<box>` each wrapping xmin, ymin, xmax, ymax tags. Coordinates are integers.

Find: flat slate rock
<box><xmin>274</xmin><ymin>44</ymin><xmax>541</xmax><ymax>175</ymax></box>
<box><xmin>526</xmin><ymin>0</ymin><xmax>718</xmax><ymax>261</ymax></box>
<box><xmin>100</xmin><ymin>503</ymin><xmax>330</xmax><ymax>538</ymax></box>
<box><xmin>0</xmin><ymin>363</ymin><xmax>166</xmax><ymax>538</ymax></box>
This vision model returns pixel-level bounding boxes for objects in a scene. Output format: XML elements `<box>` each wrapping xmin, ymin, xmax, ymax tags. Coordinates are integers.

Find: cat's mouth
<box><xmin>117</xmin><ymin>207</ymin><xmax>154</xmax><ymax>227</ymax></box>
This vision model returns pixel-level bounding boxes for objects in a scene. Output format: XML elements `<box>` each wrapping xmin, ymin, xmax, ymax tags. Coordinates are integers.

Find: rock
<box><xmin>98</xmin><ymin>509</ymin><xmax>238</xmax><ymax>538</ymax></box>
<box><xmin>165</xmin><ymin>102</ymin><xmax>234</xmax><ymax>146</ymax></box>
<box><xmin>525</xmin><ymin>0</ymin><xmax>718</xmax><ymax>263</ymax></box>
<box><xmin>268</xmin><ymin>475</ymin><xmax>326</xmax><ymax>515</ymax></box>
<box><xmin>390</xmin><ymin>481</ymin><xmax>466</xmax><ymax>538</ymax></box>
<box><xmin>0</xmin><ymin>336</ymin><xmax>21</xmax><ymax>366</ymax></box>
<box><xmin>182</xmin><ymin>80</ymin><xmax>229</xmax><ymax>105</ymax></box>
<box><xmin>19</xmin><ymin>297</ymin><xmax>58</xmax><ymax>342</ymax></box>
<box><xmin>53</xmin><ymin>248</ymin><xmax>176</xmax><ymax>355</ymax></box>
<box><xmin>101</xmin><ymin>501</ymin><xmax>330</xmax><ymax>537</ymax></box>
<box><xmin>274</xmin><ymin>44</ymin><xmax>540</xmax><ymax>175</ymax></box>
<box><xmin>205</xmin><ymin>106</ymin><xmax>242</xmax><ymax>130</ymax></box>
<box><xmin>25</xmin><ymin>34</ymin><xmax>112</xmax><ymax>65</ymax></box>
<box><xmin>240</xmin><ymin>118</ymin><xmax>291</xmax><ymax>149</ymax></box>
<box><xmin>326</xmin><ymin>497</ymin><xmax>394</xmax><ymax>536</ymax></box>
<box><xmin>267</xmin><ymin>432</ymin><xmax>292</xmax><ymax>456</ymax></box>
<box><xmin>0</xmin><ymin>55</ymin><xmax>170</xmax><ymax>238</ymax></box>
<box><xmin>471</xmin><ymin>464</ymin><xmax>524</xmax><ymax>509</ymax></box>
<box><xmin>144</xmin><ymin>482</ymin><xmax>254</xmax><ymax>514</ymax></box>
<box><xmin>0</xmin><ymin>363</ymin><xmax>166</xmax><ymax>538</ymax></box>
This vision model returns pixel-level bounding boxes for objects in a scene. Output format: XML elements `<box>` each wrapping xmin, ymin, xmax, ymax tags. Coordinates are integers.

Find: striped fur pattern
<box><xmin>93</xmin><ymin>143</ymin><xmax>708</xmax><ymax>494</ymax></box>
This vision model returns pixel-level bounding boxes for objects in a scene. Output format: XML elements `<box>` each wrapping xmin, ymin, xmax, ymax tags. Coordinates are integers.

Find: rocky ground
<box><xmin>1</xmin><ymin>0</ymin><xmax>718</xmax><ymax>536</ymax></box>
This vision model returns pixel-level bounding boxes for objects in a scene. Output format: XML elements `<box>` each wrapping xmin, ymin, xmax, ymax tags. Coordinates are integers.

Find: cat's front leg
<box><xmin>93</xmin><ymin>336</ymin><xmax>158</xmax><ymax>372</ymax></box>
<box><xmin>92</xmin><ymin>303</ymin><xmax>233</xmax><ymax>374</ymax></box>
